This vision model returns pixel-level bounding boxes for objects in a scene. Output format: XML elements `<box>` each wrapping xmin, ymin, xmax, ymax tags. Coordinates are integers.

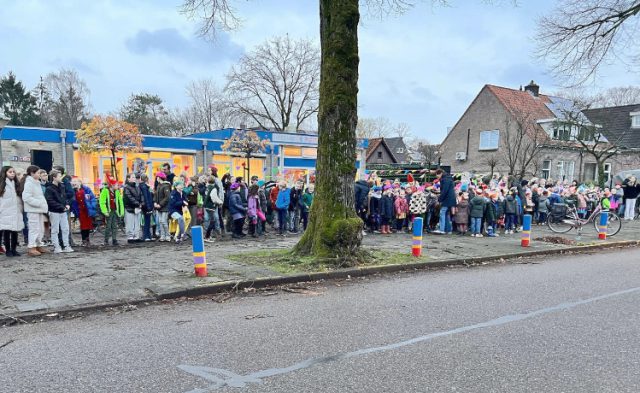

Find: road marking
<box><xmin>179</xmin><ymin>286</ymin><xmax>640</xmax><ymax>391</ymax></box>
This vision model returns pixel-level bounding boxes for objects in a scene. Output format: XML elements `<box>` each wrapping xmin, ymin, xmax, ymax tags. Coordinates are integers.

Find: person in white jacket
<box><xmin>0</xmin><ymin>166</ymin><xmax>25</xmax><ymax>257</ymax></box>
<box><xmin>21</xmin><ymin>165</ymin><xmax>50</xmax><ymax>257</ymax></box>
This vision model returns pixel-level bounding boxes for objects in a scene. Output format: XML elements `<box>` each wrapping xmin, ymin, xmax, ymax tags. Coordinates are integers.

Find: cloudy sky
<box><xmin>1</xmin><ymin>0</ymin><xmax>637</xmax><ymax>142</ymax></box>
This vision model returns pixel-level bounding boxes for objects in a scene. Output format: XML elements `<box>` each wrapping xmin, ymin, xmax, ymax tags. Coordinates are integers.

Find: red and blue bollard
<box><xmin>598</xmin><ymin>211</ymin><xmax>608</xmax><ymax>240</ymax></box>
<box><xmin>521</xmin><ymin>214</ymin><xmax>532</xmax><ymax>247</ymax></box>
<box><xmin>412</xmin><ymin>217</ymin><xmax>423</xmax><ymax>257</ymax></box>
<box><xmin>191</xmin><ymin>226</ymin><xmax>208</xmax><ymax>277</ymax></box>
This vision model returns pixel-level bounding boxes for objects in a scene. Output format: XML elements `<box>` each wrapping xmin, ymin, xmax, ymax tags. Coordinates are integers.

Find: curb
<box><xmin>3</xmin><ymin>239</ymin><xmax>638</xmax><ymax>325</ymax></box>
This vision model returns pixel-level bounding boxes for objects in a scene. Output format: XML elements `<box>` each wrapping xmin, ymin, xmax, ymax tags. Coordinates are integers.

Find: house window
<box><xmin>396</xmin><ymin>148</ymin><xmax>404</xmax><ymax>154</ymax></box>
<box><xmin>632</xmin><ymin>113</ymin><xmax>640</xmax><ymax>128</ymax></box>
<box><xmin>377</xmin><ymin>151</ymin><xmax>383</xmax><ymax>159</ymax></box>
<box><xmin>553</xmin><ymin>125</ymin><xmax>572</xmax><ymax>141</ymax></box>
<box><xmin>604</xmin><ymin>163</ymin><xmax>612</xmax><ymax>184</ymax></box>
<box><xmin>541</xmin><ymin>160</ymin><xmax>551</xmax><ymax>179</ymax></box>
<box><xmin>557</xmin><ymin>160</ymin><xmax>575</xmax><ymax>182</ymax></box>
<box><xmin>479</xmin><ymin>130</ymin><xmax>499</xmax><ymax>150</ymax></box>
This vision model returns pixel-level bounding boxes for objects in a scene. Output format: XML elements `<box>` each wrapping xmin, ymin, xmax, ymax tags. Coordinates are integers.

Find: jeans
<box><xmin>205</xmin><ymin>207</ymin><xmax>221</xmax><ymax>238</ymax></box>
<box><xmin>289</xmin><ymin>208</ymin><xmax>300</xmax><ymax>232</ymax></box>
<box><xmin>537</xmin><ymin>212</ymin><xmax>547</xmax><ymax>224</ymax></box>
<box><xmin>49</xmin><ymin>211</ymin><xmax>70</xmax><ymax>250</ymax></box>
<box><xmin>3</xmin><ymin>230</ymin><xmax>18</xmax><ymax>253</ymax></box>
<box><xmin>157</xmin><ymin>211</ymin><xmax>169</xmax><ymax>239</ymax></box>
<box><xmin>233</xmin><ymin>218</ymin><xmax>245</xmax><ymax>236</ymax></box>
<box><xmin>439</xmin><ymin>206</ymin><xmax>452</xmax><ymax>233</ymax></box>
<box><xmin>471</xmin><ymin>217</ymin><xmax>482</xmax><ymax>234</ymax></box>
<box><xmin>171</xmin><ymin>212</ymin><xmax>185</xmax><ymax>238</ymax></box>
<box><xmin>104</xmin><ymin>213</ymin><xmax>119</xmax><ymax>243</ymax></box>
<box><xmin>277</xmin><ymin>208</ymin><xmax>288</xmax><ymax>234</ymax></box>
<box><xmin>301</xmin><ymin>210</ymin><xmax>309</xmax><ymax>231</ymax></box>
<box><xmin>624</xmin><ymin>198</ymin><xmax>637</xmax><ymax>219</ymax></box>
<box><xmin>125</xmin><ymin>211</ymin><xmax>141</xmax><ymax>239</ymax></box>
<box><xmin>505</xmin><ymin>214</ymin><xmax>516</xmax><ymax>231</ymax></box>
<box><xmin>142</xmin><ymin>212</ymin><xmax>153</xmax><ymax>240</ymax></box>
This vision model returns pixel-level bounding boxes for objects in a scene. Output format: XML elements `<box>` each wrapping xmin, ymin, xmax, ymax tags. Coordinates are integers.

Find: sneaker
<box><xmin>431</xmin><ymin>230</ymin><xmax>444</xmax><ymax>235</ymax></box>
<box><xmin>362</xmin><ymin>231</ymin><xmax>367</xmax><ymax>236</ymax></box>
<box><xmin>53</xmin><ymin>248</ymin><xmax>63</xmax><ymax>254</ymax></box>
<box><xmin>476</xmin><ymin>234</ymin><xmax>484</xmax><ymax>238</ymax></box>
<box><xmin>144</xmin><ymin>238</ymin><xmax>152</xmax><ymax>242</ymax></box>
<box><xmin>112</xmin><ymin>240</ymin><xmax>120</xmax><ymax>246</ymax></box>
<box><xmin>62</xmin><ymin>247</ymin><xmax>74</xmax><ymax>253</ymax></box>
<box><xmin>203</xmin><ymin>237</ymin><xmax>214</xmax><ymax>243</ymax></box>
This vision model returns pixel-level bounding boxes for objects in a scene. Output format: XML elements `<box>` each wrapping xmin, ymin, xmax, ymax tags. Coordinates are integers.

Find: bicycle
<box><xmin>547</xmin><ymin>203</ymin><xmax>622</xmax><ymax>237</ymax></box>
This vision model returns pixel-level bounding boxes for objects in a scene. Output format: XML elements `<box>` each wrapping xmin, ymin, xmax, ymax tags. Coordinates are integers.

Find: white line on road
<box><xmin>179</xmin><ymin>285</ymin><xmax>640</xmax><ymax>392</ymax></box>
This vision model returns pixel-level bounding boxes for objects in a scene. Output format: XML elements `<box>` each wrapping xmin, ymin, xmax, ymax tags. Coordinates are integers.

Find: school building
<box><xmin>0</xmin><ymin>126</ymin><xmax>368</xmax><ymax>188</ymax></box>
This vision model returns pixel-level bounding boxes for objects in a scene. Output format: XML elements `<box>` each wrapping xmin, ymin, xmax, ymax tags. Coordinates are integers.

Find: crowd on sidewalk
<box><xmin>354</xmin><ymin>169</ymin><xmax>640</xmax><ymax>238</ymax></box>
<box><xmin>0</xmin><ymin>162</ymin><xmax>317</xmax><ymax>258</ymax></box>
<box><xmin>1</xmin><ymin>161</ymin><xmax>638</xmax><ymax>259</ymax></box>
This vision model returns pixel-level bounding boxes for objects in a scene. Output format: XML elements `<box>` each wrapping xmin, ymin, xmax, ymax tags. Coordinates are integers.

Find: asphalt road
<box><xmin>2</xmin><ymin>248</ymin><xmax>640</xmax><ymax>393</ymax></box>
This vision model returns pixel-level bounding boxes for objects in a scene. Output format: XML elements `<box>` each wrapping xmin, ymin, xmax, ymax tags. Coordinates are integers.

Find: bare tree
<box><xmin>181</xmin><ymin>0</ymin><xmax>242</xmax><ymax>38</ymax></box>
<box><xmin>393</xmin><ymin>122</ymin><xmax>412</xmax><ymax>139</ymax></box>
<box><xmin>483</xmin><ymin>154</ymin><xmax>500</xmax><ymax>178</ymax></box>
<box><xmin>500</xmin><ymin>109</ymin><xmax>546</xmax><ymax>179</ymax></box>
<box><xmin>186</xmin><ymin>78</ymin><xmax>238</xmax><ymax>131</ymax></box>
<box><xmin>356</xmin><ymin>116</ymin><xmax>393</xmax><ymax>139</ymax></box>
<box><xmin>592</xmin><ymin>86</ymin><xmax>640</xmax><ymax>107</ymax></box>
<box><xmin>226</xmin><ymin>35</ymin><xmax>320</xmax><ymax>131</ymax></box>
<box><xmin>555</xmin><ymin>99</ymin><xmax>625</xmax><ymax>187</ymax></box>
<box><xmin>536</xmin><ymin>0</ymin><xmax>640</xmax><ymax>85</ymax></box>
<box><xmin>43</xmin><ymin>68</ymin><xmax>91</xmax><ymax>129</ymax></box>
<box><xmin>410</xmin><ymin>139</ymin><xmax>440</xmax><ymax>165</ymax></box>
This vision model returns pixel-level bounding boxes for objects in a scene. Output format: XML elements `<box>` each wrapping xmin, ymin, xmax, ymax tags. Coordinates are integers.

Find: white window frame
<box><xmin>631</xmin><ymin>112</ymin><xmax>640</xmax><ymax>128</ymax></box>
<box><xmin>557</xmin><ymin>160</ymin><xmax>575</xmax><ymax>182</ymax></box>
<box><xmin>396</xmin><ymin>147</ymin><xmax>404</xmax><ymax>154</ymax></box>
<box><xmin>479</xmin><ymin>129</ymin><xmax>500</xmax><ymax>150</ymax></box>
<box><xmin>541</xmin><ymin>160</ymin><xmax>551</xmax><ymax>179</ymax></box>
<box><xmin>603</xmin><ymin>163</ymin><xmax>612</xmax><ymax>184</ymax></box>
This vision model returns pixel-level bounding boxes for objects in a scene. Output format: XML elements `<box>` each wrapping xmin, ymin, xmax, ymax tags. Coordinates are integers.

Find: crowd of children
<box><xmin>0</xmin><ymin>162</ymin><xmax>318</xmax><ymax>258</ymax></box>
<box><xmin>355</xmin><ymin>169</ymin><xmax>640</xmax><ymax>238</ymax></box>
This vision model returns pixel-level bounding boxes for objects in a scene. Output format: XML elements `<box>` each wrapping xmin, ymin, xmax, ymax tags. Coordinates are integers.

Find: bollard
<box><xmin>412</xmin><ymin>217</ymin><xmax>423</xmax><ymax>257</ymax></box>
<box><xmin>191</xmin><ymin>226</ymin><xmax>208</xmax><ymax>277</ymax></box>
<box><xmin>521</xmin><ymin>214</ymin><xmax>532</xmax><ymax>247</ymax></box>
<box><xmin>598</xmin><ymin>211</ymin><xmax>608</xmax><ymax>240</ymax></box>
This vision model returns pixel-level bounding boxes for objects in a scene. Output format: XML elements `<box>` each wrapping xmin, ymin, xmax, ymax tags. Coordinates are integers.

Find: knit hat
<box><xmin>173</xmin><ymin>180</ymin><xmax>184</xmax><ymax>187</ymax></box>
<box><xmin>383</xmin><ymin>185</ymin><xmax>392</xmax><ymax>191</ymax></box>
<box><xmin>156</xmin><ymin>171</ymin><xmax>167</xmax><ymax>179</ymax></box>
<box><xmin>373</xmin><ymin>186</ymin><xmax>382</xmax><ymax>192</ymax></box>
<box><xmin>475</xmin><ymin>188</ymin><xmax>483</xmax><ymax>195</ymax></box>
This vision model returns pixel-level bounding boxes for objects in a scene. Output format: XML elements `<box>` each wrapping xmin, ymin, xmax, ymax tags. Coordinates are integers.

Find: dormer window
<box><xmin>632</xmin><ymin>112</ymin><xmax>640</xmax><ymax>128</ymax></box>
<box><xmin>396</xmin><ymin>148</ymin><xmax>404</xmax><ymax>154</ymax></box>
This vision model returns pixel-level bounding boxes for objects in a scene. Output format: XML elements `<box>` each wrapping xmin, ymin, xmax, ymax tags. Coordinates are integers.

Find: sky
<box><xmin>1</xmin><ymin>0</ymin><xmax>638</xmax><ymax>143</ymax></box>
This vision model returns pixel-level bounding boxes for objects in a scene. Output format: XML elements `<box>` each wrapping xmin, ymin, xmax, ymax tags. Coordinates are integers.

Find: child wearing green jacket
<box><xmin>301</xmin><ymin>185</ymin><xmax>314</xmax><ymax>231</ymax></box>
<box><xmin>99</xmin><ymin>179</ymin><xmax>124</xmax><ymax>246</ymax></box>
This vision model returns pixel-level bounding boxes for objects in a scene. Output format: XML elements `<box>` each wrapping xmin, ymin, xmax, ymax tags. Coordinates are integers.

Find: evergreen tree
<box><xmin>0</xmin><ymin>72</ymin><xmax>40</xmax><ymax>126</ymax></box>
<box><xmin>120</xmin><ymin>93</ymin><xmax>172</xmax><ymax>135</ymax></box>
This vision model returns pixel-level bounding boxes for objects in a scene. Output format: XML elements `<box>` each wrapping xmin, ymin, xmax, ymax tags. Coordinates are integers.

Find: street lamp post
<box><xmin>0</xmin><ymin>118</ymin><xmax>10</xmax><ymax>166</ymax></box>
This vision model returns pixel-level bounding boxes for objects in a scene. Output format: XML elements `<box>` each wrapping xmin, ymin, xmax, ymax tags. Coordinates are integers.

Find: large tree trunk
<box><xmin>597</xmin><ymin>160</ymin><xmax>606</xmax><ymax>188</ymax></box>
<box><xmin>294</xmin><ymin>0</ymin><xmax>362</xmax><ymax>264</ymax></box>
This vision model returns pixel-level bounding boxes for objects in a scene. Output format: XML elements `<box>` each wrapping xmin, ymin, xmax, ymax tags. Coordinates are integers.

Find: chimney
<box><xmin>524</xmin><ymin>80</ymin><xmax>540</xmax><ymax>97</ymax></box>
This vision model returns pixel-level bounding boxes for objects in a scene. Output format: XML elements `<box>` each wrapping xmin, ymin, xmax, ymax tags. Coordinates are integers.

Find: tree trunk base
<box><xmin>293</xmin><ymin>217</ymin><xmax>364</xmax><ymax>267</ymax></box>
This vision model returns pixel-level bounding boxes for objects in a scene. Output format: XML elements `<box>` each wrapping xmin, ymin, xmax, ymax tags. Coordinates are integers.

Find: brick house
<box><xmin>439</xmin><ymin>81</ymin><xmax>640</xmax><ymax>183</ymax></box>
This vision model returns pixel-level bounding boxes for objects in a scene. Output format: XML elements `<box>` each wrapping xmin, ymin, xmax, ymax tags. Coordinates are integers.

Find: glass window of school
<box><xmin>479</xmin><ymin>130</ymin><xmax>499</xmax><ymax>150</ymax></box>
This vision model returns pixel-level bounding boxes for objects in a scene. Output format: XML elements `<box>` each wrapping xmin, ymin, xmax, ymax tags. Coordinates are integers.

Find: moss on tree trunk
<box><xmin>293</xmin><ymin>0</ymin><xmax>363</xmax><ymax>265</ymax></box>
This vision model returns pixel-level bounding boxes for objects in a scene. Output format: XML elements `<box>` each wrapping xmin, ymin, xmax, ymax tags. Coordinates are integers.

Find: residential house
<box><xmin>439</xmin><ymin>81</ymin><xmax>640</xmax><ymax>183</ymax></box>
<box><xmin>366</xmin><ymin>137</ymin><xmax>399</xmax><ymax>165</ymax></box>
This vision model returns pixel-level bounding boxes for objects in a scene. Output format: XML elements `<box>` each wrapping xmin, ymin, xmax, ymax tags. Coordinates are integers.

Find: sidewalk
<box><xmin>2</xmin><ymin>220</ymin><xmax>639</xmax><ymax>322</ymax></box>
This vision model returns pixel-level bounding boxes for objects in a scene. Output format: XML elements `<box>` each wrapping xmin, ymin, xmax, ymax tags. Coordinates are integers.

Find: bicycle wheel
<box><xmin>593</xmin><ymin>212</ymin><xmax>622</xmax><ymax>237</ymax></box>
<box><xmin>547</xmin><ymin>214</ymin><xmax>574</xmax><ymax>234</ymax></box>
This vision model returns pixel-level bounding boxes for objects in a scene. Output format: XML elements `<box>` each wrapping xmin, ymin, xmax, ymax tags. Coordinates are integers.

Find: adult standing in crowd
<box><xmin>355</xmin><ymin>178</ymin><xmax>371</xmax><ymax>235</ymax></box>
<box><xmin>434</xmin><ymin>169</ymin><xmax>457</xmax><ymax>234</ymax></box>
<box><xmin>22</xmin><ymin>165</ymin><xmax>49</xmax><ymax>257</ymax></box>
<box><xmin>0</xmin><ymin>166</ymin><xmax>24</xmax><ymax>257</ymax></box>
<box><xmin>622</xmin><ymin>175</ymin><xmax>640</xmax><ymax>220</ymax></box>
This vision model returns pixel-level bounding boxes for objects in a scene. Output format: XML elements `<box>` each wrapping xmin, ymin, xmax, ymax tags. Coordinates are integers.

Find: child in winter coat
<box><xmin>45</xmin><ymin>169</ymin><xmax>74</xmax><ymax>254</ymax></box>
<box><xmin>380</xmin><ymin>186</ymin><xmax>394</xmax><ymax>234</ymax></box>
<box><xmin>169</xmin><ymin>180</ymin><xmax>188</xmax><ymax>243</ymax></box>
<box><xmin>504</xmin><ymin>190</ymin><xmax>517</xmax><ymax>234</ymax></box>
<box><xmin>154</xmin><ymin>172</ymin><xmax>172</xmax><ymax>242</ymax></box>
<box><xmin>454</xmin><ymin>192</ymin><xmax>469</xmax><ymax>235</ymax></box>
<box><xmin>247</xmin><ymin>184</ymin><xmax>262</xmax><ymax>237</ymax></box>
<box><xmin>0</xmin><ymin>166</ymin><xmax>25</xmax><ymax>257</ymax></box>
<box><xmin>22</xmin><ymin>165</ymin><xmax>50</xmax><ymax>256</ymax></box>
<box><xmin>469</xmin><ymin>189</ymin><xmax>486</xmax><ymax>237</ymax></box>
<box><xmin>394</xmin><ymin>189</ymin><xmax>409</xmax><ymax>232</ymax></box>
<box><xmin>537</xmin><ymin>190</ymin><xmax>550</xmax><ymax>225</ymax></box>
<box><xmin>368</xmin><ymin>186</ymin><xmax>382</xmax><ymax>233</ymax></box>
<box><xmin>485</xmin><ymin>193</ymin><xmax>499</xmax><ymax>237</ymax></box>
<box><xmin>71</xmin><ymin>177</ymin><xmax>97</xmax><ymax>247</ymax></box>
<box><xmin>301</xmin><ymin>185</ymin><xmax>314</xmax><ymax>231</ymax></box>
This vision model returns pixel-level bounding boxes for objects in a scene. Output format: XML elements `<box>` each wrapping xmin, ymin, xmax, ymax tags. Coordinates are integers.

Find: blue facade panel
<box><xmin>284</xmin><ymin>158</ymin><xmax>316</xmax><ymax>168</ymax></box>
